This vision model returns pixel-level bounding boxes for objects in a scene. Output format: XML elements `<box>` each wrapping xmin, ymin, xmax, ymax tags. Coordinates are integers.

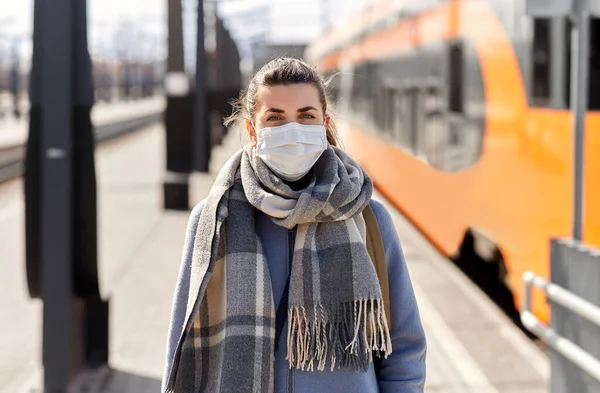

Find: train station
<box><xmin>1</xmin><ymin>1</ymin><xmax>599</xmax><ymax>392</ymax></box>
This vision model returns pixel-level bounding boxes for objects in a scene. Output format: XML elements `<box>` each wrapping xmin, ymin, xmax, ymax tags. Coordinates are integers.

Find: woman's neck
<box><xmin>283</xmin><ymin>170</ymin><xmax>313</xmax><ymax>191</ymax></box>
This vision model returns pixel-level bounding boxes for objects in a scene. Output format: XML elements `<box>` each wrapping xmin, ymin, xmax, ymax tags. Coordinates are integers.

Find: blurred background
<box><xmin>2</xmin><ymin>0</ymin><xmax>600</xmax><ymax>392</ymax></box>
<box><xmin>0</xmin><ymin>0</ymin><xmax>371</xmax><ymax>107</ymax></box>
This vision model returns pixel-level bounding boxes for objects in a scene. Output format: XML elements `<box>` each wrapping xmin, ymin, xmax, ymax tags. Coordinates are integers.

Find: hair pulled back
<box><xmin>224</xmin><ymin>57</ymin><xmax>340</xmax><ymax>146</ymax></box>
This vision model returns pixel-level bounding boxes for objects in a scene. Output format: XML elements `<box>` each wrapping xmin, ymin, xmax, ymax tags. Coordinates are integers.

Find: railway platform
<box><xmin>0</xmin><ymin>123</ymin><xmax>549</xmax><ymax>393</ymax></box>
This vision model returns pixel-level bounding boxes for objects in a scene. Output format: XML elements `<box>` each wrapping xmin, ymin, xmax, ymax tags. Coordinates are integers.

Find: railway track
<box><xmin>0</xmin><ymin>112</ymin><xmax>163</xmax><ymax>184</ymax></box>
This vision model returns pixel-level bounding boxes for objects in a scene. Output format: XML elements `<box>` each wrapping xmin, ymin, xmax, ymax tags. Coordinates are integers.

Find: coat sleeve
<box><xmin>370</xmin><ymin>199</ymin><xmax>427</xmax><ymax>393</ymax></box>
<box><xmin>161</xmin><ymin>200</ymin><xmax>205</xmax><ymax>392</ymax></box>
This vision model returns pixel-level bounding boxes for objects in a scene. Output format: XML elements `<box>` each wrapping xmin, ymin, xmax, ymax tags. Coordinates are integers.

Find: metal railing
<box><xmin>521</xmin><ymin>271</ymin><xmax>600</xmax><ymax>382</ymax></box>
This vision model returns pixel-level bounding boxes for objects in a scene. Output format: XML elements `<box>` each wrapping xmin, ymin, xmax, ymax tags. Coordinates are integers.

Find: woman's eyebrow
<box><xmin>297</xmin><ymin>106</ymin><xmax>318</xmax><ymax>112</ymax></box>
<box><xmin>266</xmin><ymin>107</ymin><xmax>285</xmax><ymax>113</ymax></box>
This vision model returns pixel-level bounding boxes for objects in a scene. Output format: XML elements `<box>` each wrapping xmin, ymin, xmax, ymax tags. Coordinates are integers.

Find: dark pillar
<box><xmin>164</xmin><ymin>0</ymin><xmax>192</xmax><ymax>210</ymax></box>
<box><xmin>194</xmin><ymin>0</ymin><xmax>210</xmax><ymax>172</ymax></box>
<box><xmin>24</xmin><ymin>0</ymin><xmax>107</xmax><ymax>391</ymax></box>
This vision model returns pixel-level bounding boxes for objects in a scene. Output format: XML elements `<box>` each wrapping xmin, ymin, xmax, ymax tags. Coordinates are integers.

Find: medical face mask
<box><xmin>254</xmin><ymin>121</ymin><xmax>328</xmax><ymax>182</ymax></box>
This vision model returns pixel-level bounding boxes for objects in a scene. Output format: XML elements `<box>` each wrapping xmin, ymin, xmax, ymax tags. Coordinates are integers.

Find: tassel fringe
<box><xmin>286</xmin><ymin>299</ymin><xmax>392</xmax><ymax>372</ymax></box>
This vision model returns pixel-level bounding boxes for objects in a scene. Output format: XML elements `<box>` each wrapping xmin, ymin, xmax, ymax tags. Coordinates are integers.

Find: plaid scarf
<box><xmin>166</xmin><ymin>144</ymin><xmax>392</xmax><ymax>392</ymax></box>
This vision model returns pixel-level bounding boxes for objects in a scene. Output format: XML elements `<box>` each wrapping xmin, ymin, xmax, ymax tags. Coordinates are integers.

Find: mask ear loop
<box><xmin>249</xmin><ymin>122</ymin><xmax>259</xmax><ymax>145</ymax></box>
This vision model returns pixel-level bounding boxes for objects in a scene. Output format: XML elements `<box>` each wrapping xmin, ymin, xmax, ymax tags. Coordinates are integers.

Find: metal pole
<box><xmin>164</xmin><ymin>0</ymin><xmax>192</xmax><ymax>209</ymax></box>
<box><xmin>26</xmin><ymin>0</ymin><xmax>105</xmax><ymax>390</ymax></box>
<box><xmin>39</xmin><ymin>0</ymin><xmax>75</xmax><ymax>390</ymax></box>
<box><xmin>570</xmin><ymin>7</ymin><xmax>589</xmax><ymax>241</ymax></box>
<box><xmin>72</xmin><ymin>0</ymin><xmax>108</xmax><ymax>366</ymax></box>
<box><xmin>25</xmin><ymin>0</ymin><xmax>44</xmax><ymax>299</ymax></box>
<box><xmin>194</xmin><ymin>0</ymin><xmax>210</xmax><ymax>172</ymax></box>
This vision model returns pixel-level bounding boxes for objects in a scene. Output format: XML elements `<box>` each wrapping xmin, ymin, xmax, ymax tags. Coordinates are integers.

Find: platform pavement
<box><xmin>378</xmin><ymin>200</ymin><xmax>549</xmax><ymax>392</ymax></box>
<box><xmin>0</xmin><ymin>123</ymin><xmax>549</xmax><ymax>392</ymax></box>
<box><xmin>0</xmin><ymin>92</ymin><xmax>29</xmax><ymax>118</ymax></box>
<box><xmin>0</xmin><ymin>123</ymin><xmax>243</xmax><ymax>393</ymax></box>
<box><xmin>0</xmin><ymin>95</ymin><xmax>165</xmax><ymax>150</ymax></box>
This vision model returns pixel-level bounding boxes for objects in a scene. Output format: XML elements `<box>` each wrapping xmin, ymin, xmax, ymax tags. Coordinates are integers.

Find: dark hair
<box><xmin>224</xmin><ymin>57</ymin><xmax>341</xmax><ymax>146</ymax></box>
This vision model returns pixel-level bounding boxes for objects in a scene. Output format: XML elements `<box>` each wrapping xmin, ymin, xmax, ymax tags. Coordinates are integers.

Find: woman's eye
<box><xmin>301</xmin><ymin>113</ymin><xmax>315</xmax><ymax>119</ymax></box>
<box><xmin>267</xmin><ymin>115</ymin><xmax>282</xmax><ymax>121</ymax></box>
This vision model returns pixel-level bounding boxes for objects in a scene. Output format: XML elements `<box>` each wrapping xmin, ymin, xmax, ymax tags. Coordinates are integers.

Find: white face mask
<box><xmin>254</xmin><ymin>121</ymin><xmax>328</xmax><ymax>181</ymax></box>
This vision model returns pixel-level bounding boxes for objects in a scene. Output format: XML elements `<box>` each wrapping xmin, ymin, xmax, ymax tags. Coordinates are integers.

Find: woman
<box><xmin>162</xmin><ymin>57</ymin><xmax>426</xmax><ymax>393</ymax></box>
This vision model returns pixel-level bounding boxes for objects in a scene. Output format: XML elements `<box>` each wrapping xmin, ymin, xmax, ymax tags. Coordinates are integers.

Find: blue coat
<box><xmin>163</xmin><ymin>198</ymin><xmax>427</xmax><ymax>392</ymax></box>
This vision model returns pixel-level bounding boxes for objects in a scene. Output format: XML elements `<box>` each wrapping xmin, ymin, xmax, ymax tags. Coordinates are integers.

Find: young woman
<box><xmin>162</xmin><ymin>57</ymin><xmax>426</xmax><ymax>393</ymax></box>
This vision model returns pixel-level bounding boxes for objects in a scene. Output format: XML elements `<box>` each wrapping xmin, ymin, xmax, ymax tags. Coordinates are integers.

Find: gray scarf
<box><xmin>165</xmin><ymin>144</ymin><xmax>392</xmax><ymax>392</ymax></box>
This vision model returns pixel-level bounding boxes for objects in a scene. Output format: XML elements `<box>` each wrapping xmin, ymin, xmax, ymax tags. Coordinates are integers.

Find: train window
<box><xmin>386</xmin><ymin>88</ymin><xmax>396</xmax><ymax>134</ymax></box>
<box><xmin>379</xmin><ymin>86</ymin><xmax>388</xmax><ymax>133</ymax></box>
<box><xmin>588</xmin><ymin>18</ymin><xmax>600</xmax><ymax>110</ymax></box>
<box><xmin>409</xmin><ymin>87</ymin><xmax>425</xmax><ymax>156</ymax></box>
<box><xmin>561</xmin><ymin>17</ymin><xmax>600</xmax><ymax>110</ymax></box>
<box><xmin>422</xmin><ymin>85</ymin><xmax>444</xmax><ymax>167</ymax></box>
<box><xmin>532</xmin><ymin>19</ymin><xmax>551</xmax><ymax>106</ymax></box>
<box><xmin>395</xmin><ymin>89</ymin><xmax>412</xmax><ymax>150</ymax></box>
<box><xmin>448</xmin><ymin>41</ymin><xmax>464</xmax><ymax>113</ymax></box>
<box><xmin>351</xmin><ymin>72</ymin><xmax>364</xmax><ymax>113</ymax></box>
<box><xmin>392</xmin><ymin>90</ymin><xmax>403</xmax><ymax>144</ymax></box>
<box><xmin>381</xmin><ymin>87</ymin><xmax>390</xmax><ymax>132</ymax></box>
<box><xmin>563</xmin><ymin>17</ymin><xmax>572</xmax><ymax>108</ymax></box>
<box><xmin>374</xmin><ymin>86</ymin><xmax>383</xmax><ymax>129</ymax></box>
<box><xmin>371</xmin><ymin>82</ymin><xmax>380</xmax><ymax>122</ymax></box>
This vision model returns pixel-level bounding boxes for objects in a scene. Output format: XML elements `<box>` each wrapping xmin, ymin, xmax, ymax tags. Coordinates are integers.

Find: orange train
<box><xmin>306</xmin><ymin>0</ymin><xmax>600</xmax><ymax>324</ymax></box>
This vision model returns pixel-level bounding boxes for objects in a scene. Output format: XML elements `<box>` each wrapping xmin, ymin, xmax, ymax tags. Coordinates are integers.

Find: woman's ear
<box><xmin>246</xmin><ymin>120</ymin><xmax>257</xmax><ymax>146</ymax></box>
<box><xmin>325</xmin><ymin>114</ymin><xmax>331</xmax><ymax>130</ymax></box>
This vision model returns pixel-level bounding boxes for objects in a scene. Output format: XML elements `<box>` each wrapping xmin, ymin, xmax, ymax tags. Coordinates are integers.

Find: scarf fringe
<box><xmin>286</xmin><ymin>299</ymin><xmax>392</xmax><ymax>373</ymax></box>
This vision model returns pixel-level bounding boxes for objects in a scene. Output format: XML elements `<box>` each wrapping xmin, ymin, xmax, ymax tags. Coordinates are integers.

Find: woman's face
<box><xmin>246</xmin><ymin>83</ymin><xmax>329</xmax><ymax>145</ymax></box>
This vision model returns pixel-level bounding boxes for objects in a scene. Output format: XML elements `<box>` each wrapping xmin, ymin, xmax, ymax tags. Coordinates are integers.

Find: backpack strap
<box><xmin>363</xmin><ymin>203</ymin><xmax>392</xmax><ymax>330</ymax></box>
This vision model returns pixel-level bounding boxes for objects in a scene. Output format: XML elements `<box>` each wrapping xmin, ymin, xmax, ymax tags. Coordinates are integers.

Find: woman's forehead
<box><xmin>256</xmin><ymin>84</ymin><xmax>321</xmax><ymax>111</ymax></box>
